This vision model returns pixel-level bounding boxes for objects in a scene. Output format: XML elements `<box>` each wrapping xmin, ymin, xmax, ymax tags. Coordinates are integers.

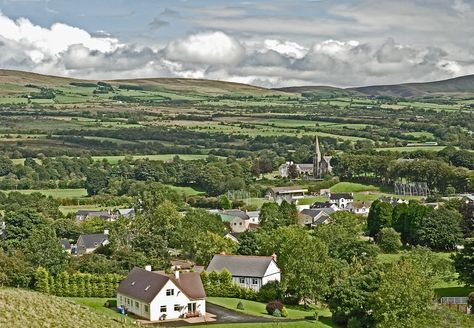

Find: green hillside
<box><xmin>0</xmin><ymin>288</ymin><xmax>134</xmax><ymax>328</ymax></box>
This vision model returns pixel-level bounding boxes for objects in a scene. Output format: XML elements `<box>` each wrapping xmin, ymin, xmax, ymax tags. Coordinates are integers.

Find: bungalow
<box><xmin>117</xmin><ymin>267</ymin><xmax>206</xmax><ymax>321</ymax></box>
<box><xmin>206</xmin><ymin>254</ymin><xmax>280</xmax><ymax>292</ymax></box>
<box><xmin>299</xmin><ymin>208</ymin><xmax>334</xmax><ymax>228</ymax></box>
<box><xmin>347</xmin><ymin>201</ymin><xmax>372</xmax><ymax>216</ymax></box>
<box><xmin>266</xmin><ymin>186</ymin><xmax>308</xmax><ymax>204</ymax></box>
<box><xmin>76</xmin><ymin>232</ymin><xmax>109</xmax><ymax>255</ymax></box>
<box><xmin>329</xmin><ymin>193</ymin><xmax>353</xmax><ymax>209</ymax></box>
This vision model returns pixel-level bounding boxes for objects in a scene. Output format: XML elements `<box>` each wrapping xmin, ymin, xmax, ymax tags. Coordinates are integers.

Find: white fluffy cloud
<box><xmin>164</xmin><ymin>32</ymin><xmax>244</xmax><ymax>65</ymax></box>
<box><xmin>0</xmin><ymin>10</ymin><xmax>473</xmax><ymax>87</ymax></box>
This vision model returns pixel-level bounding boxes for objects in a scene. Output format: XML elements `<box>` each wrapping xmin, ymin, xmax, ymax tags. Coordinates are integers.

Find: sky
<box><xmin>0</xmin><ymin>0</ymin><xmax>473</xmax><ymax>87</ymax></box>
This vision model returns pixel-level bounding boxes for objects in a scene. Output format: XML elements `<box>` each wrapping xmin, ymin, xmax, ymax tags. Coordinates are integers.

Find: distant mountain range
<box><xmin>275</xmin><ymin>74</ymin><xmax>474</xmax><ymax>98</ymax></box>
<box><xmin>1</xmin><ymin>69</ymin><xmax>474</xmax><ymax>98</ymax></box>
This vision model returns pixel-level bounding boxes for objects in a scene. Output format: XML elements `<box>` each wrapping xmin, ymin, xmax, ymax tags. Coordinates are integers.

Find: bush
<box><xmin>468</xmin><ymin>292</ymin><xmax>474</xmax><ymax>314</ymax></box>
<box><xmin>281</xmin><ymin>307</ymin><xmax>288</xmax><ymax>318</ymax></box>
<box><xmin>272</xmin><ymin>309</ymin><xmax>281</xmax><ymax>317</ymax></box>
<box><xmin>257</xmin><ymin>280</ymin><xmax>284</xmax><ymax>302</ymax></box>
<box><xmin>236</xmin><ymin>301</ymin><xmax>244</xmax><ymax>310</ymax></box>
<box><xmin>266</xmin><ymin>300</ymin><xmax>284</xmax><ymax>315</ymax></box>
<box><xmin>376</xmin><ymin>227</ymin><xmax>402</xmax><ymax>253</ymax></box>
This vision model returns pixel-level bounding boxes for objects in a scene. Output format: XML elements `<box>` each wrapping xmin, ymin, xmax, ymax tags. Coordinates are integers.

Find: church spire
<box><xmin>314</xmin><ymin>136</ymin><xmax>321</xmax><ymax>179</ymax></box>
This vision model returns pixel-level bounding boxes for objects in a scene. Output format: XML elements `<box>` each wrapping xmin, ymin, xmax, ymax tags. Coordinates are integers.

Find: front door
<box><xmin>187</xmin><ymin>303</ymin><xmax>196</xmax><ymax>313</ymax></box>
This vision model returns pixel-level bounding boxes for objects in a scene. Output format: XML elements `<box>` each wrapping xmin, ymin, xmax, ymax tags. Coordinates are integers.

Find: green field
<box><xmin>330</xmin><ymin>182</ymin><xmax>380</xmax><ymax>193</ymax></box>
<box><xmin>2</xmin><ymin>188</ymin><xmax>87</xmax><ymax>198</ymax></box>
<box><xmin>166</xmin><ymin>185</ymin><xmax>205</xmax><ymax>196</ymax></box>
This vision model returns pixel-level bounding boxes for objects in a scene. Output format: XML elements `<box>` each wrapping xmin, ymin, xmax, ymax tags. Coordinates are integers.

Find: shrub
<box><xmin>468</xmin><ymin>292</ymin><xmax>474</xmax><ymax>314</ymax></box>
<box><xmin>272</xmin><ymin>309</ymin><xmax>281</xmax><ymax>317</ymax></box>
<box><xmin>257</xmin><ymin>280</ymin><xmax>284</xmax><ymax>302</ymax></box>
<box><xmin>236</xmin><ymin>301</ymin><xmax>244</xmax><ymax>310</ymax></box>
<box><xmin>266</xmin><ymin>300</ymin><xmax>284</xmax><ymax>315</ymax></box>
<box><xmin>376</xmin><ymin>227</ymin><xmax>402</xmax><ymax>253</ymax></box>
<box><xmin>281</xmin><ymin>307</ymin><xmax>288</xmax><ymax>318</ymax></box>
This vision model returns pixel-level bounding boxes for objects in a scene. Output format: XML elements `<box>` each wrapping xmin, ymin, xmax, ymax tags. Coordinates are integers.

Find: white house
<box><xmin>117</xmin><ymin>267</ymin><xmax>206</xmax><ymax>321</ymax></box>
<box><xmin>206</xmin><ymin>254</ymin><xmax>280</xmax><ymax>292</ymax></box>
<box><xmin>346</xmin><ymin>201</ymin><xmax>372</xmax><ymax>216</ymax></box>
<box><xmin>329</xmin><ymin>193</ymin><xmax>354</xmax><ymax>209</ymax></box>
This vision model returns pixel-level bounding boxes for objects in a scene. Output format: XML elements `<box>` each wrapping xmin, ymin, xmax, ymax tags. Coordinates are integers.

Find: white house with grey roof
<box><xmin>117</xmin><ymin>267</ymin><xmax>206</xmax><ymax>321</ymax></box>
<box><xmin>299</xmin><ymin>208</ymin><xmax>334</xmax><ymax>228</ymax></box>
<box><xmin>206</xmin><ymin>254</ymin><xmax>280</xmax><ymax>291</ymax></box>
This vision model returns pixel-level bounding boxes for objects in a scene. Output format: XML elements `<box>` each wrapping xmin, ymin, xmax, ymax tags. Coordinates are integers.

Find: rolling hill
<box><xmin>0</xmin><ymin>288</ymin><xmax>134</xmax><ymax>328</ymax></box>
<box><xmin>277</xmin><ymin>74</ymin><xmax>474</xmax><ymax>98</ymax></box>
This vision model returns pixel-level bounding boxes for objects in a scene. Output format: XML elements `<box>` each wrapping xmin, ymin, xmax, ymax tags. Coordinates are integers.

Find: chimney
<box><xmin>174</xmin><ymin>270</ymin><xmax>180</xmax><ymax>279</ymax></box>
<box><xmin>271</xmin><ymin>253</ymin><xmax>277</xmax><ymax>262</ymax></box>
<box><xmin>145</xmin><ymin>265</ymin><xmax>152</xmax><ymax>272</ymax></box>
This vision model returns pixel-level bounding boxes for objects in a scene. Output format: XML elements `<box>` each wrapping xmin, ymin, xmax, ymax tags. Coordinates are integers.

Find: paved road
<box><xmin>206</xmin><ymin>303</ymin><xmax>275</xmax><ymax>323</ymax></box>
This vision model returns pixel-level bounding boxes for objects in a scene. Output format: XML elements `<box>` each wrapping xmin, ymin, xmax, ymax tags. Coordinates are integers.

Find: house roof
<box><xmin>311</xmin><ymin>201</ymin><xmax>334</xmax><ymax>209</ymax></box>
<box><xmin>269</xmin><ymin>186</ymin><xmax>308</xmax><ymax>194</ymax></box>
<box><xmin>330</xmin><ymin>193</ymin><xmax>353</xmax><ymax>200</ymax></box>
<box><xmin>78</xmin><ymin>233</ymin><xmax>108</xmax><ymax>249</ymax></box>
<box><xmin>206</xmin><ymin>254</ymin><xmax>276</xmax><ymax>278</ymax></box>
<box><xmin>117</xmin><ymin>268</ymin><xmax>205</xmax><ymax>303</ymax></box>
<box><xmin>118</xmin><ymin>208</ymin><xmax>134</xmax><ymax>216</ymax></box>
<box><xmin>59</xmin><ymin>238</ymin><xmax>71</xmax><ymax>250</ymax></box>
<box><xmin>222</xmin><ymin>210</ymin><xmax>249</xmax><ymax>220</ymax></box>
<box><xmin>349</xmin><ymin>201</ymin><xmax>373</xmax><ymax>209</ymax></box>
<box><xmin>301</xmin><ymin>208</ymin><xmax>335</xmax><ymax>218</ymax></box>
<box><xmin>76</xmin><ymin>210</ymin><xmax>110</xmax><ymax>217</ymax></box>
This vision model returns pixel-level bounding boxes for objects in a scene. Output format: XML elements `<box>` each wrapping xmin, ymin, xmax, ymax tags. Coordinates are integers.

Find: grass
<box><xmin>90</xmin><ymin>154</ymin><xmax>222</xmax><ymax>164</ymax></box>
<box><xmin>2</xmin><ymin>188</ymin><xmax>87</xmax><ymax>198</ymax></box>
<box><xmin>330</xmin><ymin>182</ymin><xmax>380</xmax><ymax>193</ymax></box>
<box><xmin>66</xmin><ymin>297</ymin><xmax>134</xmax><ymax>323</ymax></box>
<box><xmin>165</xmin><ymin>185</ymin><xmax>205</xmax><ymax>196</ymax></box>
<box><xmin>376</xmin><ymin>146</ymin><xmax>447</xmax><ymax>152</ymax></box>
<box><xmin>206</xmin><ymin>297</ymin><xmax>331</xmax><ymax>320</ymax></box>
<box><xmin>0</xmin><ymin>288</ymin><xmax>134</xmax><ymax>328</ymax></box>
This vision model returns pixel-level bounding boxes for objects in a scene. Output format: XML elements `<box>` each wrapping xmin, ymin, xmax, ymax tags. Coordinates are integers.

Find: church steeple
<box><xmin>314</xmin><ymin>136</ymin><xmax>321</xmax><ymax>179</ymax></box>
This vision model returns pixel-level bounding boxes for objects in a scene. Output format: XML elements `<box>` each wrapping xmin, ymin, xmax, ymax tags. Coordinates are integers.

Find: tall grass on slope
<box><xmin>0</xmin><ymin>288</ymin><xmax>135</xmax><ymax>328</ymax></box>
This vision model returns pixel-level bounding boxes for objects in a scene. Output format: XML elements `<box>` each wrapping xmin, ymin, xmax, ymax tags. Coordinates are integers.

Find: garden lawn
<box><xmin>206</xmin><ymin>297</ymin><xmax>331</xmax><ymax>319</ymax></box>
<box><xmin>194</xmin><ymin>321</ymin><xmax>334</xmax><ymax>328</ymax></box>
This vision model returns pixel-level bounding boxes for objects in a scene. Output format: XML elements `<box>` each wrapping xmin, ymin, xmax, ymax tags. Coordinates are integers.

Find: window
<box><xmin>174</xmin><ymin>304</ymin><xmax>180</xmax><ymax>311</ymax></box>
<box><xmin>126</xmin><ymin>298</ymin><xmax>130</xmax><ymax>305</ymax></box>
<box><xmin>119</xmin><ymin>296</ymin><xmax>122</xmax><ymax>303</ymax></box>
<box><xmin>160</xmin><ymin>305</ymin><xmax>167</xmax><ymax>313</ymax></box>
<box><xmin>252</xmin><ymin>278</ymin><xmax>259</xmax><ymax>285</ymax></box>
<box><xmin>135</xmin><ymin>301</ymin><xmax>139</xmax><ymax>308</ymax></box>
<box><xmin>144</xmin><ymin>305</ymin><xmax>149</xmax><ymax>313</ymax></box>
<box><xmin>239</xmin><ymin>278</ymin><xmax>245</xmax><ymax>284</ymax></box>
<box><xmin>166</xmin><ymin>289</ymin><xmax>174</xmax><ymax>296</ymax></box>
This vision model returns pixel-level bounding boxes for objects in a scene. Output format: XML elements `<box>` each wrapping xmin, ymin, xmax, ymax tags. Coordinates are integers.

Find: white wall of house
<box><xmin>117</xmin><ymin>293</ymin><xmax>151</xmax><ymax>320</ymax></box>
<box><xmin>150</xmin><ymin>280</ymin><xmax>205</xmax><ymax>321</ymax></box>
<box><xmin>230</xmin><ymin>217</ymin><xmax>249</xmax><ymax>233</ymax></box>
<box><xmin>262</xmin><ymin>261</ymin><xmax>281</xmax><ymax>285</ymax></box>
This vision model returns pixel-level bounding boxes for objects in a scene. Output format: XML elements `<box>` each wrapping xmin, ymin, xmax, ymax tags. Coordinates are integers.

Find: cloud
<box><xmin>262</xmin><ymin>40</ymin><xmax>307</xmax><ymax>59</ymax></box>
<box><xmin>164</xmin><ymin>31</ymin><xmax>245</xmax><ymax>65</ymax></box>
<box><xmin>161</xmin><ymin>8</ymin><xmax>179</xmax><ymax>17</ymax></box>
<box><xmin>149</xmin><ymin>18</ymin><xmax>169</xmax><ymax>30</ymax></box>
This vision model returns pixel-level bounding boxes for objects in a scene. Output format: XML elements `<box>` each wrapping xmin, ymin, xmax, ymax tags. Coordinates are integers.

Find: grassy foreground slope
<box><xmin>0</xmin><ymin>288</ymin><xmax>134</xmax><ymax>328</ymax></box>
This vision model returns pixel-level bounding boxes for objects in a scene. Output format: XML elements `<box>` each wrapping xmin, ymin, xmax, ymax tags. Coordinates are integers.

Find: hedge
<box><xmin>34</xmin><ymin>267</ymin><xmax>123</xmax><ymax>297</ymax></box>
<box><xmin>200</xmin><ymin>270</ymin><xmax>257</xmax><ymax>300</ymax></box>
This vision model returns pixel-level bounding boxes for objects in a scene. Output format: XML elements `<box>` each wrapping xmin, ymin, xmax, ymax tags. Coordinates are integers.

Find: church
<box><xmin>279</xmin><ymin>136</ymin><xmax>333</xmax><ymax>179</ymax></box>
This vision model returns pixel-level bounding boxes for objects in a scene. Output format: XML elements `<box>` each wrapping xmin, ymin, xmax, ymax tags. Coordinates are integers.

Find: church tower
<box><xmin>313</xmin><ymin>136</ymin><xmax>321</xmax><ymax>179</ymax></box>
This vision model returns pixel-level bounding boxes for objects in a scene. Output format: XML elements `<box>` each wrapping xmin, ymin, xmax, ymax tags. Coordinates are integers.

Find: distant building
<box><xmin>311</xmin><ymin>201</ymin><xmax>339</xmax><ymax>210</ymax></box>
<box><xmin>75</xmin><ymin>210</ymin><xmax>114</xmax><ymax>221</ymax></box>
<box><xmin>59</xmin><ymin>238</ymin><xmax>72</xmax><ymax>254</ymax></box>
<box><xmin>117</xmin><ymin>208</ymin><xmax>135</xmax><ymax>219</ymax></box>
<box><xmin>266</xmin><ymin>186</ymin><xmax>308</xmax><ymax>204</ymax></box>
<box><xmin>346</xmin><ymin>201</ymin><xmax>372</xmax><ymax>216</ymax></box>
<box><xmin>299</xmin><ymin>208</ymin><xmax>334</xmax><ymax>228</ymax></box>
<box><xmin>219</xmin><ymin>210</ymin><xmax>260</xmax><ymax>233</ymax></box>
<box><xmin>329</xmin><ymin>193</ymin><xmax>354</xmax><ymax>208</ymax></box>
<box><xmin>76</xmin><ymin>232</ymin><xmax>109</xmax><ymax>255</ymax></box>
<box><xmin>206</xmin><ymin>254</ymin><xmax>280</xmax><ymax>292</ymax></box>
<box><xmin>117</xmin><ymin>267</ymin><xmax>206</xmax><ymax>321</ymax></box>
<box><xmin>379</xmin><ymin>196</ymin><xmax>409</xmax><ymax>206</ymax></box>
<box><xmin>279</xmin><ymin>137</ymin><xmax>332</xmax><ymax>179</ymax></box>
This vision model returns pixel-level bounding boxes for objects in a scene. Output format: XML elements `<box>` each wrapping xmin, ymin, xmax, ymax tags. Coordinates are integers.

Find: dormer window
<box><xmin>131</xmin><ymin>281</ymin><xmax>136</xmax><ymax>286</ymax></box>
<box><xmin>145</xmin><ymin>285</ymin><xmax>151</xmax><ymax>291</ymax></box>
